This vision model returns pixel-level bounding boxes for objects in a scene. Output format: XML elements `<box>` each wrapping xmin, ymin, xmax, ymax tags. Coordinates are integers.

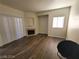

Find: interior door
<box><xmin>38</xmin><ymin>15</ymin><xmax>48</xmax><ymax>34</ymax></box>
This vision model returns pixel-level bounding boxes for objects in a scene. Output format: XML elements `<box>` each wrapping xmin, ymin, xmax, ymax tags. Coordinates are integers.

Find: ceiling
<box><xmin>0</xmin><ymin>0</ymin><xmax>74</xmax><ymax>12</ymax></box>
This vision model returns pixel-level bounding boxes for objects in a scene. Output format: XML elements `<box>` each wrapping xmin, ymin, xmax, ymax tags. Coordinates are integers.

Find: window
<box><xmin>52</xmin><ymin>16</ymin><xmax>65</xmax><ymax>28</ymax></box>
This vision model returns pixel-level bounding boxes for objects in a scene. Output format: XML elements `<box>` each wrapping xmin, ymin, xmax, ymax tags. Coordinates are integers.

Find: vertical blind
<box><xmin>0</xmin><ymin>15</ymin><xmax>24</xmax><ymax>45</ymax></box>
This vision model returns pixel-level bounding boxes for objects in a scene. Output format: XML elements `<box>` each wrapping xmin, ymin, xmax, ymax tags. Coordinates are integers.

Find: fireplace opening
<box><xmin>27</xmin><ymin>29</ymin><xmax>35</xmax><ymax>35</ymax></box>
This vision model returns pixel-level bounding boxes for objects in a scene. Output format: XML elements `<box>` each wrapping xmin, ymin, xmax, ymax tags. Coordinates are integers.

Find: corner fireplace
<box><xmin>27</xmin><ymin>29</ymin><xmax>35</xmax><ymax>35</ymax></box>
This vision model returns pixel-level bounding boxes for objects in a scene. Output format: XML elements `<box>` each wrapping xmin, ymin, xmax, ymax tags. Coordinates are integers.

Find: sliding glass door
<box><xmin>0</xmin><ymin>15</ymin><xmax>25</xmax><ymax>46</ymax></box>
<box><xmin>15</xmin><ymin>17</ymin><xmax>24</xmax><ymax>39</ymax></box>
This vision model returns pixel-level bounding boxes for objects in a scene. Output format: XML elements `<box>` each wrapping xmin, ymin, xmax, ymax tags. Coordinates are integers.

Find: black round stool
<box><xmin>57</xmin><ymin>40</ymin><xmax>79</xmax><ymax>59</ymax></box>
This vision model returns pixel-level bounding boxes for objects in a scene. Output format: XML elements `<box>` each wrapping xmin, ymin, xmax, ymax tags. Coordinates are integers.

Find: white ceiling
<box><xmin>0</xmin><ymin>0</ymin><xmax>74</xmax><ymax>12</ymax></box>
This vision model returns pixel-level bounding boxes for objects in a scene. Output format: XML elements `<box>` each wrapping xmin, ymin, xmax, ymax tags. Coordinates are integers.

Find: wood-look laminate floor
<box><xmin>0</xmin><ymin>34</ymin><xmax>64</xmax><ymax>59</ymax></box>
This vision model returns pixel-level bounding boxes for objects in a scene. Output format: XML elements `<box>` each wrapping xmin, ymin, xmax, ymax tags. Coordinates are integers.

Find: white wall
<box><xmin>38</xmin><ymin>15</ymin><xmax>48</xmax><ymax>34</ymax></box>
<box><xmin>24</xmin><ymin>12</ymin><xmax>39</xmax><ymax>35</ymax></box>
<box><xmin>48</xmin><ymin>8</ymin><xmax>70</xmax><ymax>38</ymax></box>
<box><xmin>0</xmin><ymin>3</ymin><xmax>24</xmax><ymax>46</ymax></box>
<box><xmin>37</xmin><ymin>0</ymin><xmax>79</xmax><ymax>43</ymax></box>
<box><xmin>0</xmin><ymin>4</ymin><xmax>24</xmax><ymax>17</ymax></box>
<box><xmin>37</xmin><ymin>7</ymin><xmax>70</xmax><ymax>38</ymax></box>
<box><xmin>67</xmin><ymin>0</ymin><xmax>79</xmax><ymax>43</ymax></box>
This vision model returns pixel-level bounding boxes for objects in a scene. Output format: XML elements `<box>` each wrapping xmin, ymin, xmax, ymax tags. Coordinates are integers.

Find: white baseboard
<box><xmin>48</xmin><ymin>35</ymin><xmax>65</xmax><ymax>39</ymax></box>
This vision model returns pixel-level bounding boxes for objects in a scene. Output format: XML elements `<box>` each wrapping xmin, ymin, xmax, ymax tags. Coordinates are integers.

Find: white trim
<box><xmin>48</xmin><ymin>35</ymin><xmax>65</xmax><ymax>39</ymax></box>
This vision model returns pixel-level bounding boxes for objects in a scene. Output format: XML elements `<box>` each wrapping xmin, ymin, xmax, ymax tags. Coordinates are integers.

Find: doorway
<box><xmin>38</xmin><ymin>15</ymin><xmax>48</xmax><ymax>34</ymax></box>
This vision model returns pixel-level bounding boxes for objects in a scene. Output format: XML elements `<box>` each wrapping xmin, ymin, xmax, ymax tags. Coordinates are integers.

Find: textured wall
<box><xmin>67</xmin><ymin>0</ymin><xmax>79</xmax><ymax>43</ymax></box>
